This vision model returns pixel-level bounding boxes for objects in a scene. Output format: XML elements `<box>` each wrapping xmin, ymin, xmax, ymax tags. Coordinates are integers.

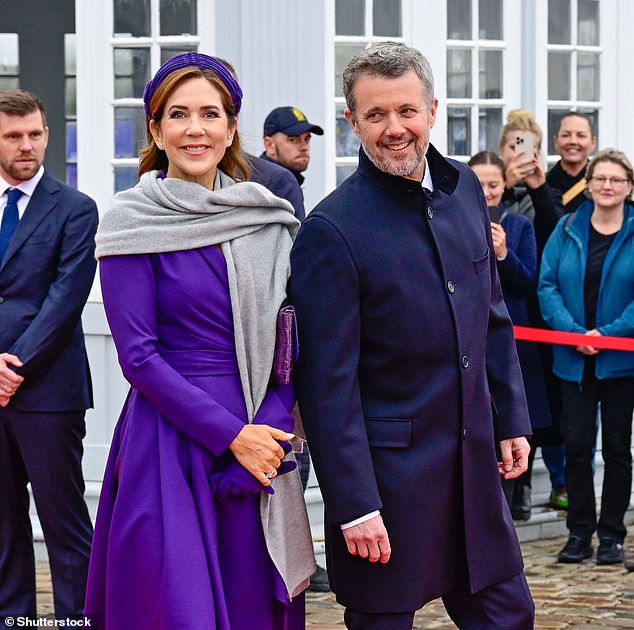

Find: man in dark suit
<box><xmin>289</xmin><ymin>43</ymin><xmax>535</xmax><ymax>629</ymax></box>
<box><xmin>0</xmin><ymin>89</ymin><xmax>97</xmax><ymax>623</ymax></box>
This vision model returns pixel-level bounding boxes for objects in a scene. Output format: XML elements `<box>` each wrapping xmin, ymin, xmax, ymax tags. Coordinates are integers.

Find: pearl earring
<box><xmin>158</xmin><ymin>142</ymin><xmax>163</xmax><ymax>150</ymax></box>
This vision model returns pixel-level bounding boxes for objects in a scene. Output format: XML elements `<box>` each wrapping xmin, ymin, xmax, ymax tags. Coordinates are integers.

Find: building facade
<box><xmin>2</xmin><ymin>0</ymin><xmax>632</xmax><ymax>544</ymax></box>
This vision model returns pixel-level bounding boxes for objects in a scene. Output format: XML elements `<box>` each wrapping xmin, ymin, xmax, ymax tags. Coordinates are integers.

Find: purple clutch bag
<box><xmin>272</xmin><ymin>304</ymin><xmax>298</xmax><ymax>385</ymax></box>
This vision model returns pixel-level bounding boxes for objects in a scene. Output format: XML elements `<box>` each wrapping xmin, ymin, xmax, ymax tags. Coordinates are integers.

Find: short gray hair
<box><xmin>586</xmin><ymin>148</ymin><xmax>634</xmax><ymax>202</ymax></box>
<box><xmin>342</xmin><ymin>41</ymin><xmax>435</xmax><ymax>116</ymax></box>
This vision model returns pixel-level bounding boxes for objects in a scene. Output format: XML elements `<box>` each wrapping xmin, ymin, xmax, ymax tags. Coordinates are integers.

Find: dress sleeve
<box><xmin>99</xmin><ymin>254</ymin><xmax>245</xmax><ymax>456</ymax></box>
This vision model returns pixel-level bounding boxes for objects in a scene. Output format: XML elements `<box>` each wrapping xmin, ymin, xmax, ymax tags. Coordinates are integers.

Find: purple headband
<box><xmin>142</xmin><ymin>52</ymin><xmax>243</xmax><ymax>119</ymax></box>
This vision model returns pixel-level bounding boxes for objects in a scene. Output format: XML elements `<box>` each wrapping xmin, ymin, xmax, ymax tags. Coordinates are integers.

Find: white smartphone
<box><xmin>514</xmin><ymin>133</ymin><xmax>535</xmax><ymax>160</ymax></box>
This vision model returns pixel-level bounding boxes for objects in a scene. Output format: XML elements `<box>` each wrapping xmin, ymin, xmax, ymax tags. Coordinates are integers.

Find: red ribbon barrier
<box><xmin>513</xmin><ymin>326</ymin><xmax>634</xmax><ymax>352</ymax></box>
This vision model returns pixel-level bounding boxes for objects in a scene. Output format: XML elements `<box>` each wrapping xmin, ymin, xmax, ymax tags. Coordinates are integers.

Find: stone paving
<box><xmin>34</xmin><ymin>535</ymin><xmax>634</xmax><ymax>628</ymax></box>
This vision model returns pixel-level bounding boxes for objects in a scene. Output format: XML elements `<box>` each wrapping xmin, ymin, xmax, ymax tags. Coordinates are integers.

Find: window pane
<box><xmin>447</xmin><ymin>0</ymin><xmax>471</xmax><ymax>39</ymax></box>
<box><xmin>0</xmin><ymin>77</ymin><xmax>18</xmax><ymax>90</ymax></box>
<box><xmin>447</xmin><ymin>49</ymin><xmax>471</xmax><ymax>99</ymax></box>
<box><xmin>336</xmin><ymin>103</ymin><xmax>360</xmax><ymax>158</ymax></box>
<box><xmin>66</xmin><ymin>164</ymin><xmax>77</xmax><ymax>189</ymax></box>
<box><xmin>337</xmin><ymin>164</ymin><xmax>356</xmax><ymax>187</ymax></box>
<box><xmin>0</xmin><ymin>34</ymin><xmax>19</xmax><ymax>74</ymax></box>
<box><xmin>115</xmin><ymin>107</ymin><xmax>146</xmax><ymax>159</ymax></box>
<box><xmin>448</xmin><ymin>107</ymin><xmax>471</xmax><ymax>156</ymax></box>
<box><xmin>65</xmin><ymin>34</ymin><xmax>76</xmax><ymax>75</ymax></box>
<box><xmin>114</xmin><ymin>48</ymin><xmax>151</xmax><ymax>99</ymax></box>
<box><xmin>160</xmin><ymin>45</ymin><xmax>197</xmax><ymax>64</ymax></box>
<box><xmin>66</xmin><ymin>121</ymin><xmax>77</xmax><ymax>162</ymax></box>
<box><xmin>548</xmin><ymin>52</ymin><xmax>570</xmax><ymax>100</ymax></box>
<box><xmin>547</xmin><ymin>110</ymin><xmax>567</xmax><ymax>155</ymax></box>
<box><xmin>335</xmin><ymin>43</ymin><xmax>366</xmax><ymax>98</ymax></box>
<box><xmin>115</xmin><ymin>166</ymin><xmax>139</xmax><ymax>193</ymax></box>
<box><xmin>478</xmin><ymin>107</ymin><xmax>502</xmax><ymax>152</ymax></box>
<box><xmin>578</xmin><ymin>0</ymin><xmax>599</xmax><ymax>46</ymax></box>
<box><xmin>335</xmin><ymin>0</ymin><xmax>364</xmax><ymax>36</ymax></box>
<box><xmin>114</xmin><ymin>0</ymin><xmax>150</xmax><ymax>37</ymax></box>
<box><xmin>479</xmin><ymin>0</ymin><xmax>502</xmax><ymax>40</ymax></box>
<box><xmin>479</xmin><ymin>50</ymin><xmax>502</xmax><ymax>99</ymax></box>
<box><xmin>160</xmin><ymin>0</ymin><xmax>197</xmax><ymax>36</ymax></box>
<box><xmin>548</xmin><ymin>0</ymin><xmax>570</xmax><ymax>45</ymax></box>
<box><xmin>373</xmin><ymin>0</ymin><xmax>401</xmax><ymax>37</ymax></box>
<box><xmin>65</xmin><ymin>78</ymin><xmax>76</xmax><ymax>117</ymax></box>
<box><xmin>577</xmin><ymin>52</ymin><xmax>599</xmax><ymax>101</ymax></box>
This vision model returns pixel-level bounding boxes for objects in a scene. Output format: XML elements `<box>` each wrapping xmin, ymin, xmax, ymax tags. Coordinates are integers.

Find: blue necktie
<box><xmin>0</xmin><ymin>188</ymin><xmax>22</xmax><ymax>263</ymax></box>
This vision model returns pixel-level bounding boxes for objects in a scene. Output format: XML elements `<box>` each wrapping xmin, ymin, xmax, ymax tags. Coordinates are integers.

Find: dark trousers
<box><xmin>560</xmin><ymin>377</ymin><xmax>634</xmax><ymax>542</ymax></box>
<box><xmin>344</xmin><ymin>571</ymin><xmax>534</xmax><ymax>629</ymax></box>
<box><xmin>0</xmin><ymin>408</ymin><xmax>93</xmax><ymax>621</ymax></box>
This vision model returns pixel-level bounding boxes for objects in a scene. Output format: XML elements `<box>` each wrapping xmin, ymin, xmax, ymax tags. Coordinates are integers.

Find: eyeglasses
<box><xmin>589</xmin><ymin>176</ymin><xmax>631</xmax><ymax>187</ymax></box>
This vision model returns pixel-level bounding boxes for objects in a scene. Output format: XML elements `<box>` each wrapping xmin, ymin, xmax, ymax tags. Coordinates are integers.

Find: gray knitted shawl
<box><xmin>96</xmin><ymin>169</ymin><xmax>300</xmax><ymax>421</ymax></box>
<box><xmin>96</xmin><ymin>171</ymin><xmax>315</xmax><ymax>598</ymax></box>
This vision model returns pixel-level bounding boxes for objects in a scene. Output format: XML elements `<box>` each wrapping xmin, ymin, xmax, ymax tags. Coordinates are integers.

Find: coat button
<box><xmin>447</xmin><ymin>281</ymin><xmax>455</xmax><ymax>294</ymax></box>
<box><xmin>0</xmin><ymin>296</ymin><xmax>4</xmax><ymax>303</ymax></box>
<box><xmin>461</xmin><ymin>355</ymin><xmax>469</xmax><ymax>368</ymax></box>
<box><xmin>427</xmin><ymin>206</ymin><xmax>433</xmax><ymax>219</ymax></box>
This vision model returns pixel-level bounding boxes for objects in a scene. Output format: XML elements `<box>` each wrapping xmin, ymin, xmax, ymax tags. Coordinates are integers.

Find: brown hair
<box><xmin>499</xmin><ymin>108</ymin><xmax>542</xmax><ymax>151</ymax></box>
<box><xmin>586</xmin><ymin>148</ymin><xmax>634</xmax><ymax>202</ymax></box>
<box><xmin>139</xmin><ymin>66</ymin><xmax>250</xmax><ymax>181</ymax></box>
<box><xmin>467</xmin><ymin>150</ymin><xmax>506</xmax><ymax>180</ymax></box>
<box><xmin>0</xmin><ymin>89</ymin><xmax>47</xmax><ymax>126</ymax></box>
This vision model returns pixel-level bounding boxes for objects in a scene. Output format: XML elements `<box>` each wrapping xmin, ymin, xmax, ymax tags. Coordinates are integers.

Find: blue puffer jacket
<box><xmin>538</xmin><ymin>200</ymin><xmax>634</xmax><ymax>383</ymax></box>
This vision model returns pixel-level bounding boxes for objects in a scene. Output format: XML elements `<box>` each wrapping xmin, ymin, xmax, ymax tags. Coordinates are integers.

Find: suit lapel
<box><xmin>0</xmin><ymin>173</ymin><xmax>59</xmax><ymax>270</ymax></box>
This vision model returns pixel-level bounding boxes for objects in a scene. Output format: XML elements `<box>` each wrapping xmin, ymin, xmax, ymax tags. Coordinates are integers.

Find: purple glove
<box><xmin>209</xmin><ymin>440</ymin><xmax>297</xmax><ymax>502</ymax></box>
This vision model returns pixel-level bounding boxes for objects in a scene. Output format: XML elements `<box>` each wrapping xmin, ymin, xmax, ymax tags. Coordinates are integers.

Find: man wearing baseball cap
<box><xmin>261</xmin><ymin>106</ymin><xmax>323</xmax><ymax>188</ymax></box>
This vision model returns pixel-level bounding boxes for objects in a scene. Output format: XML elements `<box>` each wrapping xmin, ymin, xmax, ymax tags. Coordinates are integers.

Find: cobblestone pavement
<box><xmin>34</xmin><ymin>535</ymin><xmax>634</xmax><ymax>628</ymax></box>
<box><xmin>304</xmin><ymin>536</ymin><xmax>634</xmax><ymax>629</ymax></box>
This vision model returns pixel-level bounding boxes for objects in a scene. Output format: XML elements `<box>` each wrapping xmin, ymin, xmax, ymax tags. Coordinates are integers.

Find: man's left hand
<box><xmin>497</xmin><ymin>436</ymin><xmax>530</xmax><ymax>479</ymax></box>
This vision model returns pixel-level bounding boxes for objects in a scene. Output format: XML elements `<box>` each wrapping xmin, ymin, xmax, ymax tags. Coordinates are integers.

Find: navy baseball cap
<box><xmin>263</xmin><ymin>107</ymin><xmax>324</xmax><ymax>137</ymax></box>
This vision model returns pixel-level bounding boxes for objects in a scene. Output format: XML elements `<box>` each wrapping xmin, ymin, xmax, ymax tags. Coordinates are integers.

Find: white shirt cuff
<box><xmin>340</xmin><ymin>510</ymin><xmax>380</xmax><ymax>530</ymax></box>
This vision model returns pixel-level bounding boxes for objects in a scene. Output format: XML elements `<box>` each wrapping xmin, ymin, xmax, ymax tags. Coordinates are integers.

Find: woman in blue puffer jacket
<box><xmin>539</xmin><ymin>148</ymin><xmax>634</xmax><ymax>567</ymax></box>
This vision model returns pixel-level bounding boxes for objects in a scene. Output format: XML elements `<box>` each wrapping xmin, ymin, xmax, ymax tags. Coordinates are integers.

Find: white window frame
<box><xmin>445</xmin><ymin>0</ymin><xmax>507</xmax><ymax>160</ymax></box>
<box><xmin>544</xmin><ymin>0</ymin><xmax>603</xmax><ymax>163</ymax></box>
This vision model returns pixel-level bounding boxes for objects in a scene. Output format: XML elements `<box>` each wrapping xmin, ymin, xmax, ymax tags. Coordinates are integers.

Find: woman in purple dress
<box><xmin>84</xmin><ymin>53</ymin><xmax>315</xmax><ymax>629</ymax></box>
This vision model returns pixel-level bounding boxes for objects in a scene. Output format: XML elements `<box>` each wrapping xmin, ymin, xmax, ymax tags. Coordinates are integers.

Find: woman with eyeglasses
<box><xmin>539</xmin><ymin>149</ymin><xmax>634</xmax><ymax>567</ymax></box>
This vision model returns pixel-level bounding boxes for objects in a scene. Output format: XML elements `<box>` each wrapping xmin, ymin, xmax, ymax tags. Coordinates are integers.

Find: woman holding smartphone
<box><xmin>498</xmin><ymin>109</ymin><xmax>562</xmax><ymax>252</ymax></box>
<box><xmin>499</xmin><ymin>109</ymin><xmax>568</xmax><ymax>521</ymax></box>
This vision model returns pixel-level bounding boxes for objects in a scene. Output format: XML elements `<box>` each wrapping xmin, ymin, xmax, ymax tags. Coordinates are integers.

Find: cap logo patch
<box><xmin>292</xmin><ymin>108</ymin><xmax>307</xmax><ymax>122</ymax></box>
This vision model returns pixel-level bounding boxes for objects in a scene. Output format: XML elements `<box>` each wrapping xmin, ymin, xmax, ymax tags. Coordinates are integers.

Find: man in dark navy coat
<box><xmin>290</xmin><ymin>43</ymin><xmax>535</xmax><ymax>629</ymax></box>
<box><xmin>0</xmin><ymin>90</ymin><xmax>97</xmax><ymax>623</ymax></box>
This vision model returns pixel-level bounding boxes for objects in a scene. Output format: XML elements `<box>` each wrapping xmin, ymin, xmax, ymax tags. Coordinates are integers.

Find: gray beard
<box><xmin>361</xmin><ymin>140</ymin><xmax>426</xmax><ymax>180</ymax></box>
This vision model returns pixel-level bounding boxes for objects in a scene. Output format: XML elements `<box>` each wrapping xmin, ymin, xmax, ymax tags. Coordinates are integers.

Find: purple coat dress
<box><xmin>84</xmin><ymin>244</ymin><xmax>304</xmax><ymax>629</ymax></box>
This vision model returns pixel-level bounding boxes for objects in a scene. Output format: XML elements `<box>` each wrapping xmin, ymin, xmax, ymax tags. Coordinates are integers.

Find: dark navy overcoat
<box><xmin>289</xmin><ymin>146</ymin><xmax>531</xmax><ymax>612</ymax></box>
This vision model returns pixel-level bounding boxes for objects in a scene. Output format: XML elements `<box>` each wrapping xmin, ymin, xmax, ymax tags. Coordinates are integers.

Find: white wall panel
<box><xmin>214</xmin><ymin>0</ymin><xmax>329</xmax><ymax>212</ymax></box>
